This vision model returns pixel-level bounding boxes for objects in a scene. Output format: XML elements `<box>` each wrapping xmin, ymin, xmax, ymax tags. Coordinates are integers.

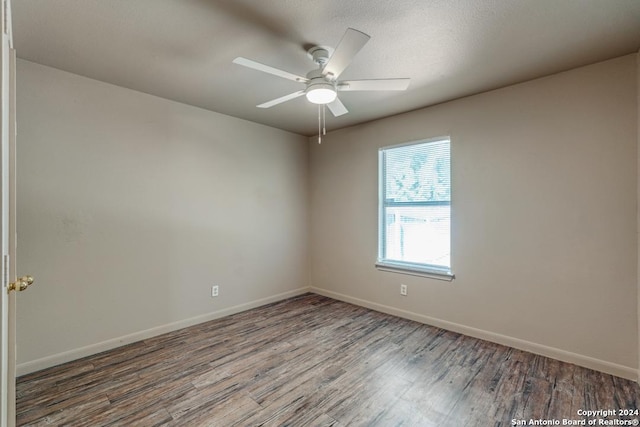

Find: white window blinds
<box><xmin>378</xmin><ymin>138</ymin><xmax>452</xmax><ymax>279</ymax></box>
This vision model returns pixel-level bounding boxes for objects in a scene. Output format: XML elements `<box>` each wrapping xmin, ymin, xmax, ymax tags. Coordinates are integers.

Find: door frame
<box><xmin>0</xmin><ymin>0</ymin><xmax>15</xmax><ymax>425</ymax></box>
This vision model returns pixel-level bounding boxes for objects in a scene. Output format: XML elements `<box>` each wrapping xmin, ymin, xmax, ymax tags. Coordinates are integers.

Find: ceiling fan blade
<box><xmin>338</xmin><ymin>78</ymin><xmax>410</xmax><ymax>91</ymax></box>
<box><xmin>326</xmin><ymin>97</ymin><xmax>349</xmax><ymax>117</ymax></box>
<box><xmin>322</xmin><ymin>28</ymin><xmax>370</xmax><ymax>79</ymax></box>
<box><xmin>257</xmin><ymin>90</ymin><xmax>306</xmax><ymax>108</ymax></box>
<box><xmin>233</xmin><ymin>57</ymin><xmax>307</xmax><ymax>83</ymax></box>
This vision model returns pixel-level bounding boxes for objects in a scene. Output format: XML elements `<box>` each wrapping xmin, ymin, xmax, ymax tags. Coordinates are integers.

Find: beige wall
<box><xmin>310</xmin><ymin>55</ymin><xmax>638</xmax><ymax>379</ymax></box>
<box><xmin>16</xmin><ymin>60</ymin><xmax>309</xmax><ymax>372</ymax></box>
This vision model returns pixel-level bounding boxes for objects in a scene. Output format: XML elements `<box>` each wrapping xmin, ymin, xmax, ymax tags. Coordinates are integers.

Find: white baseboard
<box><xmin>310</xmin><ymin>287</ymin><xmax>638</xmax><ymax>381</ymax></box>
<box><xmin>17</xmin><ymin>287</ymin><xmax>311</xmax><ymax>376</ymax></box>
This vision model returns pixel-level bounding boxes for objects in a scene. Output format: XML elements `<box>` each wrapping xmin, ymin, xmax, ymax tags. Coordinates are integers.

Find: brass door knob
<box><xmin>8</xmin><ymin>275</ymin><xmax>34</xmax><ymax>292</ymax></box>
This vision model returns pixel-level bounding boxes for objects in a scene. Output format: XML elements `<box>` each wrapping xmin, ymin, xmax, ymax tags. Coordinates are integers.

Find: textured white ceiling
<box><xmin>12</xmin><ymin>0</ymin><xmax>640</xmax><ymax>136</ymax></box>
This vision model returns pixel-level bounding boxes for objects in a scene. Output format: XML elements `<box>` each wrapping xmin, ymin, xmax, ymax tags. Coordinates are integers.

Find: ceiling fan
<box><xmin>232</xmin><ymin>28</ymin><xmax>410</xmax><ymax>119</ymax></box>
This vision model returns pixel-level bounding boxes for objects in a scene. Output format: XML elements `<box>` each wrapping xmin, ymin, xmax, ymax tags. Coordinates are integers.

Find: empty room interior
<box><xmin>9</xmin><ymin>0</ymin><xmax>640</xmax><ymax>426</ymax></box>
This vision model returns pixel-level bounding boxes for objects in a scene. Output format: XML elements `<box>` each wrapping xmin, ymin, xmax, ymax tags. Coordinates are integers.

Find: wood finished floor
<box><xmin>17</xmin><ymin>293</ymin><xmax>640</xmax><ymax>426</ymax></box>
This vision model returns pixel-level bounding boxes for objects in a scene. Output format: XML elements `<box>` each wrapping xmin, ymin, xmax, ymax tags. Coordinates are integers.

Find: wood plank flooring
<box><xmin>16</xmin><ymin>293</ymin><xmax>640</xmax><ymax>426</ymax></box>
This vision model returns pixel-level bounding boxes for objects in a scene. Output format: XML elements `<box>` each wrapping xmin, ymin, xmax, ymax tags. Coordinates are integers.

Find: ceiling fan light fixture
<box><xmin>305</xmin><ymin>83</ymin><xmax>337</xmax><ymax>104</ymax></box>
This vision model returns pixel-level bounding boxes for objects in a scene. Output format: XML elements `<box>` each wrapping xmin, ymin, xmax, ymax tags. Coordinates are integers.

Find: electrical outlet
<box><xmin>400</xmin><ymin>284</ymin><xmax>407</xmax><ymax>296</ymax></box>
<box><xmin>211</xmin><ymin>285</ymin><xmax>219</xmax><ymax>297</ymax></box>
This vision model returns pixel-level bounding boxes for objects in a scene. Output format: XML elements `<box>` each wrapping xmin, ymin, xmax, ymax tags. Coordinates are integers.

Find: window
<box><xmin>377</xmin><ymin>137</ymin><xmax>453</xmax><ymax>280</ymax></box>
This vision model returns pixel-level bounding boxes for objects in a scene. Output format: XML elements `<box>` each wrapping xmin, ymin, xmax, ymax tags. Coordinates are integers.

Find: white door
<box><xmin>5</xmin><ymin>46</ymin><xmax>18</xmax><ymax>427</ymax></box>
<box><xmin>1</xmin><ymin>2</ymin><xmax>25</xmax><ymax>426</ymax></box>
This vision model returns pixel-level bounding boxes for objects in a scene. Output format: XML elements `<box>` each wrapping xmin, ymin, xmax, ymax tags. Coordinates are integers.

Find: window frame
<box><xmin>376</xmin><ymin>137</ymin><xmax>455</xmax><ymax>281</ymax></box>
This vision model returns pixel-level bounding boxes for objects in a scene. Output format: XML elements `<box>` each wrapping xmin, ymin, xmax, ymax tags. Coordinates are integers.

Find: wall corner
<box><xmin>636</xmin><ymin>49</ymin><xmax>640</xmax><ymax>384</ymax></box>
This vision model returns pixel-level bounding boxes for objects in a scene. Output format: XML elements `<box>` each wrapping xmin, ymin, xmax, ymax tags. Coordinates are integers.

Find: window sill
<box><xmin>375</xmin><ymin>261</ymin><xmax>455</xmax><ymax>281</ymax></box>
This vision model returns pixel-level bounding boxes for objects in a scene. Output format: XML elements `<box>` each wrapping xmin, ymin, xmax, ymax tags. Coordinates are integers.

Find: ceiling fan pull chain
<box><xmin>318</xmin><ymin>104</ymin><xmax>322</xmax><ymax>144</ymax></box>
<box><xmin>322</xmin><ymin>104</ymin><xmax>326</xmax><ymax>136</ymax></box>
